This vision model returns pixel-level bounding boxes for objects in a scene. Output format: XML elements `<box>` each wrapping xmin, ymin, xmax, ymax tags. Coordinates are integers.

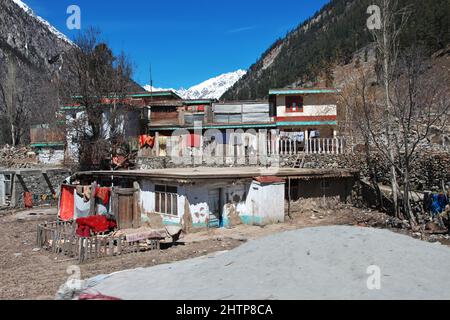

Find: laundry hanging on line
<box><xmin>59</xmin><ymin>185</ymin><xmax>75</xmax><ymax>221</ymax></box>
<box><xmin>139</xmin><ymin>135</ymin><xmax>155</xmax><ymax>149</ymax></box>
<box><xmin>74</xmin><ymin>191</ymin><xmax>90</xmax><ymax>219</ymax></box>
<box><xmin>95</xmin><ymin>187</ymin><xmax>110</xmax><ymax>206</ymax></box>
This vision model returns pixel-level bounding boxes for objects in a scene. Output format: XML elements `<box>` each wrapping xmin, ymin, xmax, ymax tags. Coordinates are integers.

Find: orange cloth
<box><xmin>24</xmin><ymin>192</ymin><xmax>33</xmax><ymax>208</ymax></box>
<box><xmin>139</xmin><ymin>135</ymin><xmax>155</xmax><ymax>148</ymax></box>
<box><xmin>139</xmin><ymin>135</ymin><xmax>147</xmax><ymax>148</ymax></box>
<box><xmin>59</xmin><ymin>185</ymin><xmax>75</xmax><ymax>221</ymax></box>
<box><xmin>95</xmin><ymin>187</ymin><xmax>110</xmax><ymax>205</ymax></box>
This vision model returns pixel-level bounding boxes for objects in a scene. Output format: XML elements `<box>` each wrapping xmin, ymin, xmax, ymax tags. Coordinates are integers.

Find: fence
<box><xmin>36</xmin><ymin>221</ymin><xmax>161</xmax><ymax>263</ymax></box>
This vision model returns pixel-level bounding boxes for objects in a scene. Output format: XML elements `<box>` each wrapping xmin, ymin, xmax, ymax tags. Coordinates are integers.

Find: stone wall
<box><xmin>136</xmin><ymin>150</ymin><xmax>450</xmax><ymax>192</ymax></box>
<box><xmin>281</xmin><ymin>152</ymin><xmax>450</xmax><ymax>192</ymax></box>
<box><xmin>281</xmin><ymin>152</ymin><xmax>450</xmax><ymax>191</ymax></box>
<box><xmin>10</xmin><ymin>169</ymin><xmax>71</xmax><ymax>208</ymax></box>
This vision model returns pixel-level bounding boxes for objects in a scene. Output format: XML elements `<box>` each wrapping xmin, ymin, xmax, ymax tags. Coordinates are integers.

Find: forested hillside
<box><xmin>222</xmin><ymin>0</ymin><xmax>449</xmax><ymax>100</ymax></box>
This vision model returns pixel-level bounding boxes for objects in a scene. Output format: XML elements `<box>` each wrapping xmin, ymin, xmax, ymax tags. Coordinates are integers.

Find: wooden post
<box><xmin>89</xmin><ymin>182</ymin><xmax>97</xmax><ymax>216</ymax></box>
<box><xmin>133</xmin><ymin>181</ymin><xmax>141</xmax><ymax>229</ymax></box>
<box><xmin>109</xmin><ymin>239</ymin><xmax>114</xmax><ymax>257</ymax></box>
<box><xmin>78</xmin><ymin>238</ymin><xmax>84</xmax><ymax>263</ymax></box>
<box><xmin>84</xmin><ymin>238</ymin><xmax>89</xmax><ymax>262</ymax></box>
<box><xmin>155</xmin><ymin>132</ymin><xmax>160</xmax><ymax>156</ymax></box>
<box><xmin>287</xmin><ymin>177</ymin><xmax>291</xmax><ymax>219</ymax></box>
<box><xmin>117</xmin><ymin>237</ymin><xmax>122</xmax><ymax>255</ymax></box>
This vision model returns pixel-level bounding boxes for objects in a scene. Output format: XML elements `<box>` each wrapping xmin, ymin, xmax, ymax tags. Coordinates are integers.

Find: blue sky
<box><xmin>23</xmin><ymin>0</ymin><xmax>330</xmax><ymax>88</ymax></box>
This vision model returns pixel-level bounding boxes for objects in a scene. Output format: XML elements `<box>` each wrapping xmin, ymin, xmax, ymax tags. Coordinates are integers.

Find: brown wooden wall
<box><xmin>30</xmin><ymin>126</ymin><xmax>65</xmax><ymax>144</ymax></box>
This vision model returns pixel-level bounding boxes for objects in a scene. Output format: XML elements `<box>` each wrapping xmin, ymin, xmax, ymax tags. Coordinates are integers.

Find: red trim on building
<box><xmin>276</xmin><ymin>115</ymin><xmax>337</xmax><ymax>122</ymax></box>
<box><xmin>254</xmin><ymin>176</ymin><xmax>285</xmax><ymax>184</ymax></box>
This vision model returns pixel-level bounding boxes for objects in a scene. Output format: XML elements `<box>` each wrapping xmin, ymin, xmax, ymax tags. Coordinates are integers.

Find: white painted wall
<box><xmin>138</xmin><ymin>179</ymin><xmax>285</xmax><ymax>228</ymax></box>
<box><xmin>186</xmin><ymin>185</ymin><xmax>211</xmax><ymax>226</ymax></box>
<box><xmin>276</xmin><ymin>96</ymin><xmax>336</xmax><ymax>118</ymax></box>
<box><xmin>0</xmin><ymin>175</ymin><xmax>5</xmax><ymax>206</ymax></box>
<box><xmin>245</xmin><ymin>181</ymin><xmax>285</xmax><ymax>224</ymax></box>
<box><xmin>221</xmin><ymin>184</ymin><xmax>248</xmax><ymax>224</ymax></box>
<box><xmin>65</xmin><ymin>108</ymin><xmax>140</xmax><ymax>162</ymax></box>
<box><xmin>139</xmin><ymin>180</ymin><xmax>185</xmax><ymax>226</ymax></box>
<box><xmin>37</xmin><ymin>149</ymin><xmax>64</xmax><ymax>165</ymax></box>
<box><xmin>66</xmin><ymin>111</ymin><xmax>86</xmax><ymax>161</ymax></box>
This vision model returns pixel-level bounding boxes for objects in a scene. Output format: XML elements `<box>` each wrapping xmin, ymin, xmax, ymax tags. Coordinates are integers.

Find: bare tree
<box><xmin>370</xmin><ymin>0</ymin><xmax>411</xmax><ymax>219</ymax></box>
<box><xmin>0</xmin><ymin>54</ymin><xmax>57</xmax><ymax>146</ymax></box>
<box><xmin>62</xmin><ymin>28</ymin><xmax>134</xmax><ymax>169</ymax></box>
<box><xmin>391</xmin><ymin>46</ymin><xmax>450</xmax><ymax>222</ymax></box>
<box><xmin>340</xmin><ymin>65</ymin><xmax>386</xmax><ymax>209</ymax></box>
<box><xmin>341</xmin><ymin>1</ymin><xmax>450</xmax><ymax>226</ymax></box>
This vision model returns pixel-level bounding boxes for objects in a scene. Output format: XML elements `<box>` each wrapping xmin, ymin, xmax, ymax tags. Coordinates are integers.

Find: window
<box><xmin>214</xmin><ymin>113</ymin><xmax>242</xmax><ymax>123</ymax></box>
<box><xmin>285</xmin><ymin>96</ymin><xmax>303</xmax><ymax>113</ymax></box>
<box><xmin>184</xmin><ymin>114</ymin><xmax>205</xmax><ymax>125</ymax></box>
<box><xmin>155</xmin><ymin>185</ymin><xmax>178</xmax><ymax>216</ymax></box>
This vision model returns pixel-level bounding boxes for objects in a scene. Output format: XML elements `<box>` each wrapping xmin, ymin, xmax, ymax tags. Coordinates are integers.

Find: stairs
<box><xmin>292</xmin><ymin>153</ymin><xmax>306</xmax><ymax>168</ymax></box>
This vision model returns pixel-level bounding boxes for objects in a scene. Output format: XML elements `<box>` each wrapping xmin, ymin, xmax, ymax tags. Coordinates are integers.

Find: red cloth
<box><xmin>188</xmin><ymin>134</ymin><xmax>201</xmax><ymax>148</ymax></box>
<box><xmin>78</xmin><ymin>293</ymin><xmax>121</xmax><ymax>300</ymax></box>
<box><xmin>76</xmin><ymin>215</ymin><xmax>117</xmax><ymax>237</ymax></box>
<box><xmin>139</xmin><ymin>135</ymin><xmax>146</xmax><ymax>148</ymax></box>
<box><xmin>59</xmin><ymin>185</ymin><xmax>75</xmax><ymax>221</ymax></box>
<box><xmin>95</xmin><ymin>187</ymin><xmax>110</xmax><ymax>205</ymax></box>
<box><xmin>24</xmin><ymin>192</ymin><xmax>33</xmax><ymax>208</ymax></box>
<box><xmin>139</xmin><ymin>135</ymin><xmax>155</xmax><ymax>148</ymax></box>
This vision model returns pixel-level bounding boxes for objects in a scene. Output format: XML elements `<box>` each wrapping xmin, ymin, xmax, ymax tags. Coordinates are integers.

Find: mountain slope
<box><xmin>0</xmin><ymin>0</ymin><xmax>143</xmax><ymax>144</ymax></box>
<box><xmin>0</xmin><ymin>0</ymin><xmax>78</xmax><ymax>145</ymax></box>
<box><xmin>144</xmin><ymin>69</ymin><xmax>246</xmax><ymax>100</ymax></box>
<box><xmin>0</xmin><ymin>0</ymin><xmax>75</xmax><ymax>77</ymax></box>
<box><xmin>222</xmin><ymin>0</ymin><xmax>450</xmax><ymax>100</ymax></box>
<box><xmin>11</xmin><ymin>0</ymin><xmax>73</xmax><ymax>45</ymax></box>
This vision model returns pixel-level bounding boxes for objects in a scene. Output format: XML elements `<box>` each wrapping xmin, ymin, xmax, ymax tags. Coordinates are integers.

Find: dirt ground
<box><xmin>0</xmin><ymin>203</ymin><xmax>448</xmax><ymax>300</ymax></box>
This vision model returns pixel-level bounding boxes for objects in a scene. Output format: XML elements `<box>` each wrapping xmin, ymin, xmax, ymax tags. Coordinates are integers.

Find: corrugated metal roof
<box><xmin>147</xmin><ymin>123</ymin><xmax>277</xmax><ymax>131</ymax></box>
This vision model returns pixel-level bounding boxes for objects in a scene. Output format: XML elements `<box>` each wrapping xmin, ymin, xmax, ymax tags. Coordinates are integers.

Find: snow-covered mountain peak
<box><xmin>144</xmin><ymin>69</ymin><xmax>246</xmax><ymax>100</ymax></box>
<box><xmin>11</xmin><ymin>0</ymin><xmax>73</xmax><ymax>45</ymax></box>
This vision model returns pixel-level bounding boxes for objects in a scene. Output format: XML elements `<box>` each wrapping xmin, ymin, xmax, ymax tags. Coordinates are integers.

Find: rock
<box><xmin>32</xmin><ymin>248</ymin><xmax>40</xmax><ymax>252</ymax></box>
<box><xmin>14</xmin><ymin>253</ymin><xmax>22</xmax><ymax>257</ymax></box>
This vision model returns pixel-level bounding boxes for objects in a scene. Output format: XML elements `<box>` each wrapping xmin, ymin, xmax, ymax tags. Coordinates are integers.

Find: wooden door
<box><xmin>113</xmin><ymin>187</ymin><xmax>141</xmax><ymax>229</ymax></box>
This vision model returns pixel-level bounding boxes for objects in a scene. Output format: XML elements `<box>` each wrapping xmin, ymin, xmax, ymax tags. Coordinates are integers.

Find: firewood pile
<box><xmin>0</xmin><ymin>145</ymin><xmax>37</xmax><ymax>168</ymax></box>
